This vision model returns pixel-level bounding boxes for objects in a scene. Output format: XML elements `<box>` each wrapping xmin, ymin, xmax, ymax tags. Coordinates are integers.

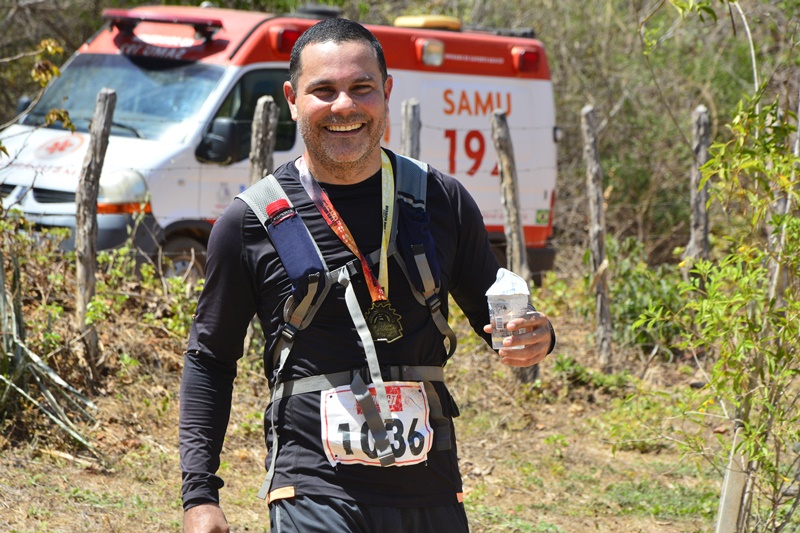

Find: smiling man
<box><xmin>179</xmin><ymin>18</ymin><xmax>554</xmax><ymax>533</ymax></box>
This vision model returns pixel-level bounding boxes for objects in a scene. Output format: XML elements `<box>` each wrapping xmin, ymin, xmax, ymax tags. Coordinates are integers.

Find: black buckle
<box><xmin>388</xmin><ymin>365</ymin><xmax>403</xmax><ymax>381</ymax></box>
<box><xmin>378</xmin><ymin>449</ymin><xmax>396</xmax><ymax>467</ymax></box>
<box><xmin>281</xmin><ymin>323</ymin><xmax>298</xmax><ymax>342</ymax></box>
<box><xmin>349</xmin><ymin>365</ymin><xmax>403</xmax><ymax>384</ymax></box>
<box><xmin>345</xmin><ymin>259</ymin><xmax>359</xmax><ymax>278</ymax></box>
<box><xmin>425</xmin><ymin>294</ymin><xmax>442</xmax><ymax>314</ymax></box>
<box><xmin>349</xmin><ymin>366</ymin><xmax>369</xmax><ymax>384</ymax></box>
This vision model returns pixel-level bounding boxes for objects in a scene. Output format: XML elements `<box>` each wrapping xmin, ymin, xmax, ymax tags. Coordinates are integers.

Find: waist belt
<box><xmin>257</xmin><ymin>364</ymin><xmax>453</xmax><ymax>501</ymax></box>
<box><xmin>269</xmin><ymin>364</ymin><xmax>445</xmax><ymax>400</ymax></box>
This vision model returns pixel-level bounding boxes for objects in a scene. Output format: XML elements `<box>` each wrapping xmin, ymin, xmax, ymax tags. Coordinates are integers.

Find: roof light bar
<box><xmin>101</xmin><ymin>8</ymin><xmax>223</xmax><ymax>41</ymax></box>
<box><xmin>269</xmin><ymin>27</ymin><xmax>302</xmax><ymax>55</ymax></box>
<box><xmin>394</xmin><ymin>15</ymin><xmax>462</xmax><ymax>31</ymax></box>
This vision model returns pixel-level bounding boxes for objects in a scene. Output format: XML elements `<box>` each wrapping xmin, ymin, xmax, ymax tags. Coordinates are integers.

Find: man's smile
<box><xmin>325</xmin><ymin>123</ymin><xmax>365</xmax><ymax>132</ymax></box>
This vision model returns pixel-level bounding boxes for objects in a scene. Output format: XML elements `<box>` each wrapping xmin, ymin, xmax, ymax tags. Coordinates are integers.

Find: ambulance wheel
<box><xmin>161</xmin><ymin>237</ymin><xmax>207</xmax><ymax>282</ymax></box>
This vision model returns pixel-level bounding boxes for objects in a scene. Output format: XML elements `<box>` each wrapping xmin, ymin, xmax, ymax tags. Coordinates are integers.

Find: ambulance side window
<box><xmin>214</xmin><ymin>70</ymin><xmax>296</xmax><ymax>161</ymax></box>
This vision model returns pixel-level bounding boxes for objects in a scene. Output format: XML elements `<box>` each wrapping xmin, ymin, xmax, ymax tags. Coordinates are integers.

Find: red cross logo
<box><xmin>46</xmin><ymin>140</ymin><xmax>74</xmax><ymax>154</ymax></box>
<box><xmin>35</xmin><ymin>134</ymin><xmax>84</xmax><ymax>159</ymax></box>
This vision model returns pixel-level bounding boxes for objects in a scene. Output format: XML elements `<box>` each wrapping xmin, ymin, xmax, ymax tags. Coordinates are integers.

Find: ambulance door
<box><xmin>199</xmin><ymin>68</ymin><xmax>299</xmax><ymax>219</ymax></box>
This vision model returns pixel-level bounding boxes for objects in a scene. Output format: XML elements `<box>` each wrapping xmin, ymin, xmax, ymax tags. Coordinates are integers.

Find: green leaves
<box><xmin>634</xmin><ymin>89</ymin><xmax>800</xmax><ymax>530</ymax></box>
<box><xmin>669</xmin><ymin>0</ymin><xmax>721</xmax><ymax>22</ymax></box>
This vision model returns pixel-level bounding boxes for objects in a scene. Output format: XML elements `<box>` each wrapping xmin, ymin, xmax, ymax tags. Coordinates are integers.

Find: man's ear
<box><xmin>284</xmin><ymin>81</ymin><xmax>299</xmax><ymax>121</ymax></box>
<box><xmin>383</xmin><ymin>75</ymin><xmax>393</xmax><ymax>107</ymax></box>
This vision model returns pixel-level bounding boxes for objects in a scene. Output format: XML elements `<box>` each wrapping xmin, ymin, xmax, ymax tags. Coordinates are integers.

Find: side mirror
<box><xmin>16</xmin><ymin>96</ymin><xmax>32</xmax><ymax>116</ymax></box>
<box><xmin>196</xmin><ymin>117</ymin><xmax>241</xmax><ymax>164</ymax></box>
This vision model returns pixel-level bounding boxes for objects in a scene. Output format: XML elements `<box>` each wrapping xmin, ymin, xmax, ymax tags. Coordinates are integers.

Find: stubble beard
<box><xmin>299</xmin><ymin>113</ymin><xmax>386</xmax><ymax>182</ymax></box>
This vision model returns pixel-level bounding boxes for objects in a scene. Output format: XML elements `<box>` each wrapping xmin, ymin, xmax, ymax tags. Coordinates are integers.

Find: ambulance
<box><xmin>0</xmin><ymin>4</ymin><xmax>558</xmax><ymax>280</ymax></box>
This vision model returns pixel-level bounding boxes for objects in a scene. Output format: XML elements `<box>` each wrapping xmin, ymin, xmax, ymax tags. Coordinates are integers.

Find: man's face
<box><xmin>284</xmin><ymin>40</ymin><xmax>392</xmax><ymax>181</ymax></box>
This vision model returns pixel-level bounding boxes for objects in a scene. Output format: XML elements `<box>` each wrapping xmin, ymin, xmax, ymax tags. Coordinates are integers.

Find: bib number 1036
<box><xmin>320</xmin><ymin>382</ymin><xmax>433</xmax><ymax>467</ymax></box>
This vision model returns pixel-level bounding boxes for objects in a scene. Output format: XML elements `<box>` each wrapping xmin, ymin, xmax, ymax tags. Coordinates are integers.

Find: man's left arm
<box><xmin>437</xmin><ymin>170</ymin><xmax>555</xmax><ymax>367</ymax></box>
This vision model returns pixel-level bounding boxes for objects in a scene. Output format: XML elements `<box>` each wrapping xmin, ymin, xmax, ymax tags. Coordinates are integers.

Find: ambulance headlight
<box><xmin>97</xmin><ymin>170</ymin><xmax>151</xmax><ymax>215</ymax></box>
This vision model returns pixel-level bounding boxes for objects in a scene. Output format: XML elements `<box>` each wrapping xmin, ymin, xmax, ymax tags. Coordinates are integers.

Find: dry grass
<box><xmin>0</xmin><ymin>276</ymin><xmax>717</xmax><ymax>533</ymax></box>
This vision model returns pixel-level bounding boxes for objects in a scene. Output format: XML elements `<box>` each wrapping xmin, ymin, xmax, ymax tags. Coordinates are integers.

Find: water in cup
<box><xmin>486</xmin><ymin>268</ymin><xmax>530</xmax><ymax>350</ymax></box>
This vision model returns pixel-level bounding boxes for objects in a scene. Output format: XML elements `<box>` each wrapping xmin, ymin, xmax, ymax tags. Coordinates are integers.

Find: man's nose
<box><xmin>330</xmin><ymin>91</ymin><xmax>357</xmax><ymax>113</ymax></box>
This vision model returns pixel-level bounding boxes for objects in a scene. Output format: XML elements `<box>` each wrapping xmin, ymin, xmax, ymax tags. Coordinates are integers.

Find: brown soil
<box><xmin>0</xmin><ymin>299</ymin><xmax>714</xmax><ymax>533</ymax></box>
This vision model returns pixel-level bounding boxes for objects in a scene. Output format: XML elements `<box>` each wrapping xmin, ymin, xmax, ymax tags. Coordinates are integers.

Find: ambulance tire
<box><xmin>161</xmin><ymin>237</ymin><xmax>207</xmax><ymax>283</ymax></box>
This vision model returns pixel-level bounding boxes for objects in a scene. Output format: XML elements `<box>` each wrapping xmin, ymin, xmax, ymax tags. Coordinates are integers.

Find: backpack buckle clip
<box><xmin>425</xmin><ymin>293</ymin><xmax>442</xmax><ymax>314</ymax></box>
<box><xmin>281</xmin><ymin>323</ymin><xmax>298</xmax><ymax>342</ymax></box>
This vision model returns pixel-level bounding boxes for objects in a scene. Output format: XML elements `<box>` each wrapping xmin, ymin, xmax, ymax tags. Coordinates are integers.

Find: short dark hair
<box><xmin>289</xmin><ymin>18</ymin><xmax>388</xmax><ymax>90</ymax></box>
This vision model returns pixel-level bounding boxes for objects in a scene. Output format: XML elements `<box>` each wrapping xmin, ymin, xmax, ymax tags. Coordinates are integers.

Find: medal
<box><xmin>365</xmin><ymin>300</ymin><xmax>403</xmax><ymax>343</ymax></box>
<box><xmin>298</xmin><ymin>151</ymin><xmax>403</xmax><ymax>343</ymax></box>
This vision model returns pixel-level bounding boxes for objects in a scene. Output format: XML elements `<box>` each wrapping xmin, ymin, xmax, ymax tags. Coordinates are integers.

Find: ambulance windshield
<box><xmin>20</xmin><ymin>54</ymin><xmax>224</xmax><ymax>140</ymax></box>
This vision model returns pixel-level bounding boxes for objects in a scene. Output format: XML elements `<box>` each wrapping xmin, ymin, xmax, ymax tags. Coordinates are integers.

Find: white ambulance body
<box><xmin>0</xmin><ymin>5</ymin><xmax>558</xmax><ymax>277</ymax></box>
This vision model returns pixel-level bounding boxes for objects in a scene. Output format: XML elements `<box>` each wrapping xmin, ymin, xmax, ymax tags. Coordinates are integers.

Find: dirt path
<box><xmin>0</xmin><ymin>315</ymin><xmax>715</xmax><ymax>532</ymax></box>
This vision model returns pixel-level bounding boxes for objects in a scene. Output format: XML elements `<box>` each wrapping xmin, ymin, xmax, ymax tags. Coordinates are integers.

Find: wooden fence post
<box><xmin>491</xmin><ymin>110</ymin><xmax>530</xmax><ymax>282</ymax></box>
<box><xmin>581</xmin><ymin>105</ymin><xmax>613</xmax><ymax>372</ymax></box>
<box><xmin>75</xmin><ymin>88</ymin><xmax>116</xmax><ymax>385</ymax></box>
<box><xmin>243</xmin><ymin>95</ymin><xmax>279</xmax><ymax>352</ymax></box>
<box><xmin>715</xmin><ymin>428</ymin><xmax>748</xmax><ymax>533</ymax></box>
<box><xmin>401</xmin><ymin>98</ymin><xmax>421</xmax><ymax>160</ymax></box>
<box><xmin>491</xmin><ymin>110</ymin><xmax>537</xmax><ymax>383</ymax></box>
<box><xmin>683</xmin><ymin>105</ymin><xmax>710</xmax><ymax>270</ymax></box>
<box><xmin>249</xmin><ymin>95</ymin><xmax>279</xmax><ymax>185</ymax></box>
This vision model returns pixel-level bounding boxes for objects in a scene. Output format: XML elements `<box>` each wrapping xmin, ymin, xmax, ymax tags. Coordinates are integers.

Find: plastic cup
<box><xmin>488</xmin><ymin>294</ymin><xmax>529</xmax><ymax>350</ymax></box>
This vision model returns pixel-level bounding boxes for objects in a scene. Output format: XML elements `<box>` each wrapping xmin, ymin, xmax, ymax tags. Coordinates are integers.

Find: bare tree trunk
<box><xmin>491</xmin><ymin>110</ymin><xmax>536</xmax><ymax>383</ymax></box>
<box><xmin>683</xmin><ymin>105</ymin><xmax>710</xmax><ymax>275</ymax></box>
<box><xmin>716</xmin><ymin>425</ymin><xmax>748</xmax><ymax>533</ymax></box>
<box><xmin>401</xmin><ymin>98</ymin><xmax>421</xmax><ymax>160</ymax></box>
<box><xmin>581</xmin><ymin>105</ymin><xmax>612</xmax><ymax>373</ymax></box>
<box><xmin>765</xmin><ymin>107</ymin><xmax>788</xmax><ymax>310</ymax></box>
<box><xmin>244</xmin><ymin>95</ymin><xmax>279</xmax><ymax>351</ymax></box>
<box><xmin>249</xmin><ymin>95</ymin><xmax>279</xmax><ymax>185</ymax></box>
<box><xmin>75</xmin><ymin>88</ymin><xmax>116</xmax><ymax>386</ymax></box>
<box><xmin>491</xmin><ymin>110</ymin><xmax>530</xmax><ymax>281</ymax></box>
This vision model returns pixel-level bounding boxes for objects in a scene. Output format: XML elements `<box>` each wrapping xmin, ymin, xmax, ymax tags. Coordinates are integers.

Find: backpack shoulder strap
<box><xmin>236</xmin><ymin>175</ymin><xmax>277</xmax><ymax>229</ymax></box>
<box><xmin>395</xmin><ymin>153</ymin><xmax>428</xmax><ymax>209</ymax></box>
<box><xmin>391</xmin><ymin>154</ymin><xmax>457</xmax><ymax>357</ymax></box>
<box><xmin>236</xmin><ymin>176</ymin><xmax>333</xmax><ymax>367</ymax></box>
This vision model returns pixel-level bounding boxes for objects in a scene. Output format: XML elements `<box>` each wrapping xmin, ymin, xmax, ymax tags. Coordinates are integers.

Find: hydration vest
<box><xmin>236</xmin><ymin>153</ymin><xmax>458</xmax><ymax>501</ymax></box>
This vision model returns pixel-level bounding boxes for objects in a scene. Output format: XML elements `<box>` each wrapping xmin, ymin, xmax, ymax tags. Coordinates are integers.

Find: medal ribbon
<box><xmin>296</xmin><ymin>151</ymin><xmax>395</xmax><ymax>302</ymax></box>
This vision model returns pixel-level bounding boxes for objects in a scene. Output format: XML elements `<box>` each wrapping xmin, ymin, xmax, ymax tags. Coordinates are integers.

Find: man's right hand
<box><xmin>184</xmin><ymin>503</ymin><xmax>229</xmax><ymax>533</ymax></box>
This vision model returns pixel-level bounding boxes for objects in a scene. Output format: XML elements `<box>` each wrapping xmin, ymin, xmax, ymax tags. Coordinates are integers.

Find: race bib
<box><xmin>320</xmin><ymin>381</ymin><xmax>433</xmax><ymax>467</ymax></box>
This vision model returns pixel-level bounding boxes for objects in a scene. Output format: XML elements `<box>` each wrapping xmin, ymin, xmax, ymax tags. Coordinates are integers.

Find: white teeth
<box><xmin>326</xmin><ymin>123</ymin><xmax>362</xmax><ymax>132</ymax></box>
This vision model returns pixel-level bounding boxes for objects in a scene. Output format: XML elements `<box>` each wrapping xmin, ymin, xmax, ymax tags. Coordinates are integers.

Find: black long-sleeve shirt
<box><xmin>179</xmin><ymin>150</ymin><xmax>515</xmax><ymax>509</ymax></box>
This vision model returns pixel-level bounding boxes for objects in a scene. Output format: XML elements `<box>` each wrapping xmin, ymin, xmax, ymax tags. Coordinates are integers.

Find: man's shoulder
<box><xmin>215</xmin><ymin>195</ymin><xmax>249</xmax><ymax>227</ymax></box>
<box><xmin>234</xmin><ymin>160</ymin><xmax>303</xmax><ymax>213</ymax></box>
<box><xmin>243</xmin><ymin>159</ymin><xmax>299</xmax><ymax>192</ymax></box>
